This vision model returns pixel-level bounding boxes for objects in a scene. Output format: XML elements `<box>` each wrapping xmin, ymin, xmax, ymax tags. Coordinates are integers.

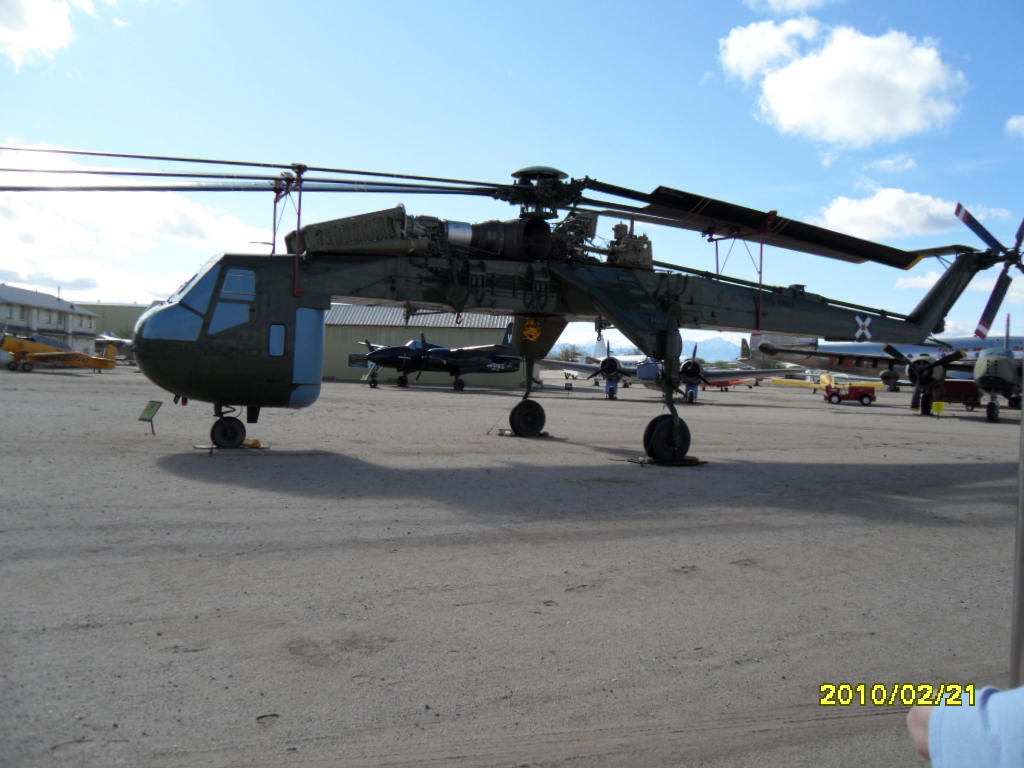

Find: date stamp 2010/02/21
<box><xmin>819</xmin><ymin>683</ymin><xmax>976</xmax><ymax>707</ymax></box>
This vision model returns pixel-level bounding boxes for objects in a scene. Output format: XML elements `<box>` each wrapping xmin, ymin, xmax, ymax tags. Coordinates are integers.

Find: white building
<box><xmin>0</xmin><ymin>284</ymin><xmax>100</xmax><ymax>354</ymax></box>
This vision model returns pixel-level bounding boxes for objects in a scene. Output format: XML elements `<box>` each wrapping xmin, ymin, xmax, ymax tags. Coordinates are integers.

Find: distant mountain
<box><xmin>683</xmin><ymin>336</ymin><xmax>741</xmax><ymax>363</ymax></box>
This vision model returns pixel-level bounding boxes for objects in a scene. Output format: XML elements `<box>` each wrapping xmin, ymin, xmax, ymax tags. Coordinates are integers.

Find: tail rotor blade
<box><xmin>956</xmin><ymin>203</ymin><xmax>1008</xmax><ymax>253</ymax></box>
<box><xmin>976</xmin><ymin>269</ymin><xmax>1013</xmax><ymax>339</ymax></box>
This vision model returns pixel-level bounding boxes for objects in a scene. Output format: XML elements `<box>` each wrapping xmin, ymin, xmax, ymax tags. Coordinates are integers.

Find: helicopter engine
<box><xmin>446</xmin><ymin>217</ymin><xmax>552</xmax><ymax>261</ymax></box>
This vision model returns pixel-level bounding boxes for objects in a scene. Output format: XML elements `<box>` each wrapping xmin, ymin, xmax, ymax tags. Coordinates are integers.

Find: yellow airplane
<box><xmin>771</xmin><ymin>372</ymin><xmax>886</xmax><ymax>391</ymax></box>
<box><xmin>2</xmin><ymin>333</ymin><xmax>117</xmax><ymax>372</ymax></box>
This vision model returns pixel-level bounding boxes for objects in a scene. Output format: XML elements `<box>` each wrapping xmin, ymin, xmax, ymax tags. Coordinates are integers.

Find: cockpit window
<box><xmin>408</xmin><ymin>339</ymin><xmax>423</xmax><ymax>350</ymax></box>
<box><xmin>168</xmin><ymin>258</ymin><xmax>221</xmax><ymax>313</ymax></box>
<box><xmin>220</xmin><ymin>269</ymin><xmax>256</xmax><ymax>301</ymax></box>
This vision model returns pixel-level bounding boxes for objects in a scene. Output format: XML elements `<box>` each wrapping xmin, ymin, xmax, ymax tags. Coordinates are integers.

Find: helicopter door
<box><xmin>289</xmin><ymin>307</ymin><xmax>325</xmax><ymax>408</ymax></box>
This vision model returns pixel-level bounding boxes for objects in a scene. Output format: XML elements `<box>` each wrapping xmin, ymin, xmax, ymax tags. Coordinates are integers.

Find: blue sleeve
<box><xmin>931</xmin><ymin>686</ymin><xmax>1024</xmax><ymax>767</ymax></box>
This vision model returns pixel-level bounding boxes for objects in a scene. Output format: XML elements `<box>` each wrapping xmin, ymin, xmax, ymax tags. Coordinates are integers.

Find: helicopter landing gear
<box><xmin>987</xmin><ymin>400</ymin><xmax>1000</xmax><ymax>423</ymax></box>
<box><xmin>211</xmin><ymin>416</ymin><xmax>246</xmax><ymax>448</ymax></box>
<box><xmin>453</xmin><ymin>377</ymin><xmax>465</xmax><ymax>391</ymax></box>
<box><xmin>510</xmin><ymin>400</ymin><xmax>545</xmax><ymax>436</ymax></box>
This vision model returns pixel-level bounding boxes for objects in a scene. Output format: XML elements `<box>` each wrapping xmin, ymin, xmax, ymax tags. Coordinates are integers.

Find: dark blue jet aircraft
<box><xmin>363</xmin><ymin>323</ymin><xmax>520</xmax><ymax>390</ymax></box>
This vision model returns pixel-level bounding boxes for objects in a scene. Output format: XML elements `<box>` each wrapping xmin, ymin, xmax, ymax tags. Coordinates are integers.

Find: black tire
<box><xmin>643</xmin><ymin>414</ymin><xmax>673</xmax><ymax>453</ymax></box>
<box><xmin>646</xmin><ymin>417</ymin><xmax>691</xmax><ymax>462</ymax></box>
<box><xmin>920</xmin><ymin>392</ymin><xmax>933</xmax><ymax>416</ymax></box>
<box><xmin>987</xmin><ymin>401</ymin><xmax>1000</xmax><ymax>423</ymax></box>
<box><xmin>21</xmin><ymin>362</ymin><xmax>33</xmax><ymax>372</ymax></box>
<box><xmin>6</xmin><ymin>361</ymin><xmax>17</xmax><ymax>371</ymax></box>
<box><xmin>397</xmin><ymin>375</ymin><xmax>408</xmax><ymax>387</ymax></box>
<box><xmin>964</xmin><ymin>404</ymin><xmax>974</xmax><ymax>412</ymax></box>
<box><xmin>453</xmin><ymin>378</ymin><xmax>465</xmax><ymax>391</ymax></box>
<box><xmin>859</xmin><ymin>395</ymin><xmax>872</xmax><ymax>406</ymax></box>
<box><xmin>211</xmin><ymin>417</ymin><xmax>246</xmax><ymax>448</ymax></box>
<box><xmin>368</xmin><ymin>379</ymin><xmax>378</xmax><ymax>388</ymax></box>
<box><xmin>686</xmin><ymin>391</ymin><xmax>696</xmax><ymax>404</ymax></box>
<box><xmin>829</xmin><ymin>393</ymin><xmax>841</xmax><ymax>405</ymax></box>
<box><xmin>509</xmin><ymin>400</ymin><xmax>545</xmax><ymax>437</ymax></box>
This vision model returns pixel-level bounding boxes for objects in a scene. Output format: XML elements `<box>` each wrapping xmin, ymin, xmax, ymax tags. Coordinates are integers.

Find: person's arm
<box><xmin>908</xmin><ymin>705</ymin><xmax>933</xmax><ymax>759</ymax></box>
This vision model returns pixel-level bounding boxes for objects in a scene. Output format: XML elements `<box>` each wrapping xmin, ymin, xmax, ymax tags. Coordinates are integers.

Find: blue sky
<box><xmin>1</xmin><ymin>0</ymin><xmax>1022</xmax><ymax>349</ymax></box>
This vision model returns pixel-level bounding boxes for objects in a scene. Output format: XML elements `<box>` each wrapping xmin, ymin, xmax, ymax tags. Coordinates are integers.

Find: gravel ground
<box><xmin>1</xmin><ymin>367</ymin><xmax>1019</xmax><ymax>767</ymax></box>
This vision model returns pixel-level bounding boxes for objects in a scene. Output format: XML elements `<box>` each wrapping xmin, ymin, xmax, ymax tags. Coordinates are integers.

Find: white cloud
<box><xmin>895</xmin><ymin>270</ymin><xmax>941</xmax><ymax>290</ymax></box>
<box><xmin>0</xmin><ymin>145</ymin><xmax>273</xmax><ymax>302</ymax></box>
<box><xmin>810</xmin><ymin>187</ymin><xmax>960</xmax><ymax>240</ymax></box>
<box><xmin>1007</xmin><ymin>115</ymin><xmax>1024</xmax><ymax>139</ymax></box>
<box><xmin>719</xmin><ymin>18</ymin><xmax>820</xmax><ymax>84</ymax></box>
<box><xmin>744</xmin><ymin>0</ymin><xmax>835</xmax><ymax>13</ymax></box>
<box><xmin>0</xmin><ymin>0</ymin><xmax>74</xmax><ymax>69</ymax></box>
<box><xmin>720</xmin><ymin>21</ymin><xmax>967</xmax><ymax>148</ymax></box>
<box><xmin>866</xmin><ymin>154</ymin><xmax>917</xmax><ymax>173</ymax></box>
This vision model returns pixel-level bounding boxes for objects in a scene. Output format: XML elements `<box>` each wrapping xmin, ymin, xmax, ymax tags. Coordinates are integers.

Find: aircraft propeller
<box><xmin>882</xmin><ymin>344</ymin><xmax>965</xmax><ymax>410</ymax></box>
<box><xmin>954</xmin><ymin>204</ymin><xmax>1024</xmax><ymax>339</ymax></box>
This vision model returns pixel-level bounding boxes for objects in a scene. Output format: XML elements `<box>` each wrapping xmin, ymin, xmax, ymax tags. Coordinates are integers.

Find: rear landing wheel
<box><xmin>509</xmin><ymin>400</ymin><xmax>545</xmax><ymax>437</ymax></box>
<box><xmin>368</xmin><ymin>378</ymin><xmax>378</xmax><ymax>388</ymax></box>
<box><xmin>454</xmin><ymin>378</ymin><xmax>465</xmax><ymax>391</ymax></box>
<box><xmin>397</xmin><ymin>375</ymin><xmax>408</xmax><ymax>387</ymax></box>
<box><xmin>211</xmin><ymin>416</ymin><xmax>246</xmax><ymax>448</ymax></box>
<box><xmin>20</xmin><ymin>362</ymin><xmax>33</xmax><ymax>372</ymax></box>
<box><xmin>6</xmin><ymin>361</ymin><xmax>17</xmax><ymax>371</ymax></box>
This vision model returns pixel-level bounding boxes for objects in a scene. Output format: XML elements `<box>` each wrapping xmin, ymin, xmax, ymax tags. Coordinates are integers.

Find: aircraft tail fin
<box><xmin>502</xmin><ymin>322</ymin><xmax>514</xmax><ymax>348</ymax></box>
<box><xmin>740</xmin><ymin>338</ymin><xmax>752</xmax><ymax>359</ymax></box>
<box><xmin>594</xmin><ymin>337</ymin><xmax>608</xmax><ymax>359</ymax></box>
<box><xmin>103</xmin><ymin>343</ymin><xmax>117</xmax><ymax>360</ymax></box>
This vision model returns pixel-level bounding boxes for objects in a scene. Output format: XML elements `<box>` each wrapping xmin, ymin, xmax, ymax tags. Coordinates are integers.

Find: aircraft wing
<box><xmin>24</xmin><ymin>351</ymin><xmax>91</xmax><ymax>365</ymax></box>
<box><xmin>536</xmin><ymin>359</ymin><xmax>637</xmax><ymax>377</ymax></box>
<box><xmin>764</xmin><ymin>344</ymin><xmax>976</xmax><ymax>376</ymax></box>
<box><xmin>701</xmin><ymin>367</ymin><xmax>795</xmax><ymax>383</ymax></box>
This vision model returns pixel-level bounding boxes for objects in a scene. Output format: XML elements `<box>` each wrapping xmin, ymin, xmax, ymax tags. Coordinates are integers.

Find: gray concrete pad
<box><xmin>1</xmin><ymin>367</ymin><xmax>1018</xmax><ymax>767</ymax></box>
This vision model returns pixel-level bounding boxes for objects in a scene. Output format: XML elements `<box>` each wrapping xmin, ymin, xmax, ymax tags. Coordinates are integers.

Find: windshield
<box><xmin>166</xmin><ymin>257</ymin><xmax>222</xmax><ymax>306</ymax></box>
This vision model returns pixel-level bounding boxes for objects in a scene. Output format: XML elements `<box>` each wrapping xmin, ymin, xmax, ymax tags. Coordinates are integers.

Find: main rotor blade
<box><xmin>0</xmin><ymin>180</ymin><xmax>500</xmax><ymax>195</ymax></box>
<box><xmin>0</xmin><ymin>145</ymin><xmax>506</xmax><ymax>191</ymax></box>
<box><xmin>956</xmin><ymin>203</ymin><xmax>1008</xmax><ymax>253</ymax></box>
<box><xmin>583</xmin><ymin>180</ymin><xmax>924</xmax><ymax>270</ymax></box>
<box><xmin>976</xmin><ymin>268</ymin><xmax>1013</xmax><ymax>339</ymax></box>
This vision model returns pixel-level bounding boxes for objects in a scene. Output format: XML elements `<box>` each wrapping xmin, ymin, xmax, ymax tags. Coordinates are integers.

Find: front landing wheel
<box><xmin>643</xmin><ymin>414</ymin><xmax>672</xmax><ymax>454</ymax></box>
<box><xmin>211</xmin><ymin>416</ymin><xmax>246</xmax><ymax>448</ymax></box>
<box><xmin>509</xmin><ymin>400</ymin><xmax>545</xmax><ymax>437</ymax></box>
<box><xmin>646</xmin><ymin>417</ymin><xmax>691</xmax><ymax>462</ymax></box>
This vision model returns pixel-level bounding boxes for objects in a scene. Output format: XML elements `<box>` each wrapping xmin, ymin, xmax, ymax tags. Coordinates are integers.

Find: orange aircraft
<box><xmin>2</xmin><ymin>333</ymin><xmax>116</xmax><ymax>372</ymax></box>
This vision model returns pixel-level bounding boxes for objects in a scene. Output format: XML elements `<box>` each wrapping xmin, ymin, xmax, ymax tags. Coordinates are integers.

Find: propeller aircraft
<box><xmin>2</xmin><ymin>332</ymin><xmax>117</xmax><ymax>373</ymax></box>
<box><xmin>2</xmin><ymin>146</ymin><xmax>1019</xmax><ymax>458</ymax></box>
<box><xmin>361</xmin><ymin>323</ymin><xmax>519</xmax><ymax>390</ymax></box>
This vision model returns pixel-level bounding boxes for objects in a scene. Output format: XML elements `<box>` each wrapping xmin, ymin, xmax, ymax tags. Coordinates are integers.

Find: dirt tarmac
<box><xmin>2</xmin><ymin>367</ymin><xmax>1020</xmax><ymax>767</ymax></box>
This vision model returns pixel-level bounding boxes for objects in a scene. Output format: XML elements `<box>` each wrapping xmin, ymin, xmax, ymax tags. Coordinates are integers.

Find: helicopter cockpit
<box><xmin>135</xmin><ymin>258</ymin><xmax>258</xmax><ymax>343</ymax></box>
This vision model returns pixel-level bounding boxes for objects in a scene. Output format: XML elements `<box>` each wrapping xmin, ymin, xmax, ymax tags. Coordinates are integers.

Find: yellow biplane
<box><xmin>2</xmin><ymin>333</ymin><xmax>116</xmax><ymax>373</ymax></box>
